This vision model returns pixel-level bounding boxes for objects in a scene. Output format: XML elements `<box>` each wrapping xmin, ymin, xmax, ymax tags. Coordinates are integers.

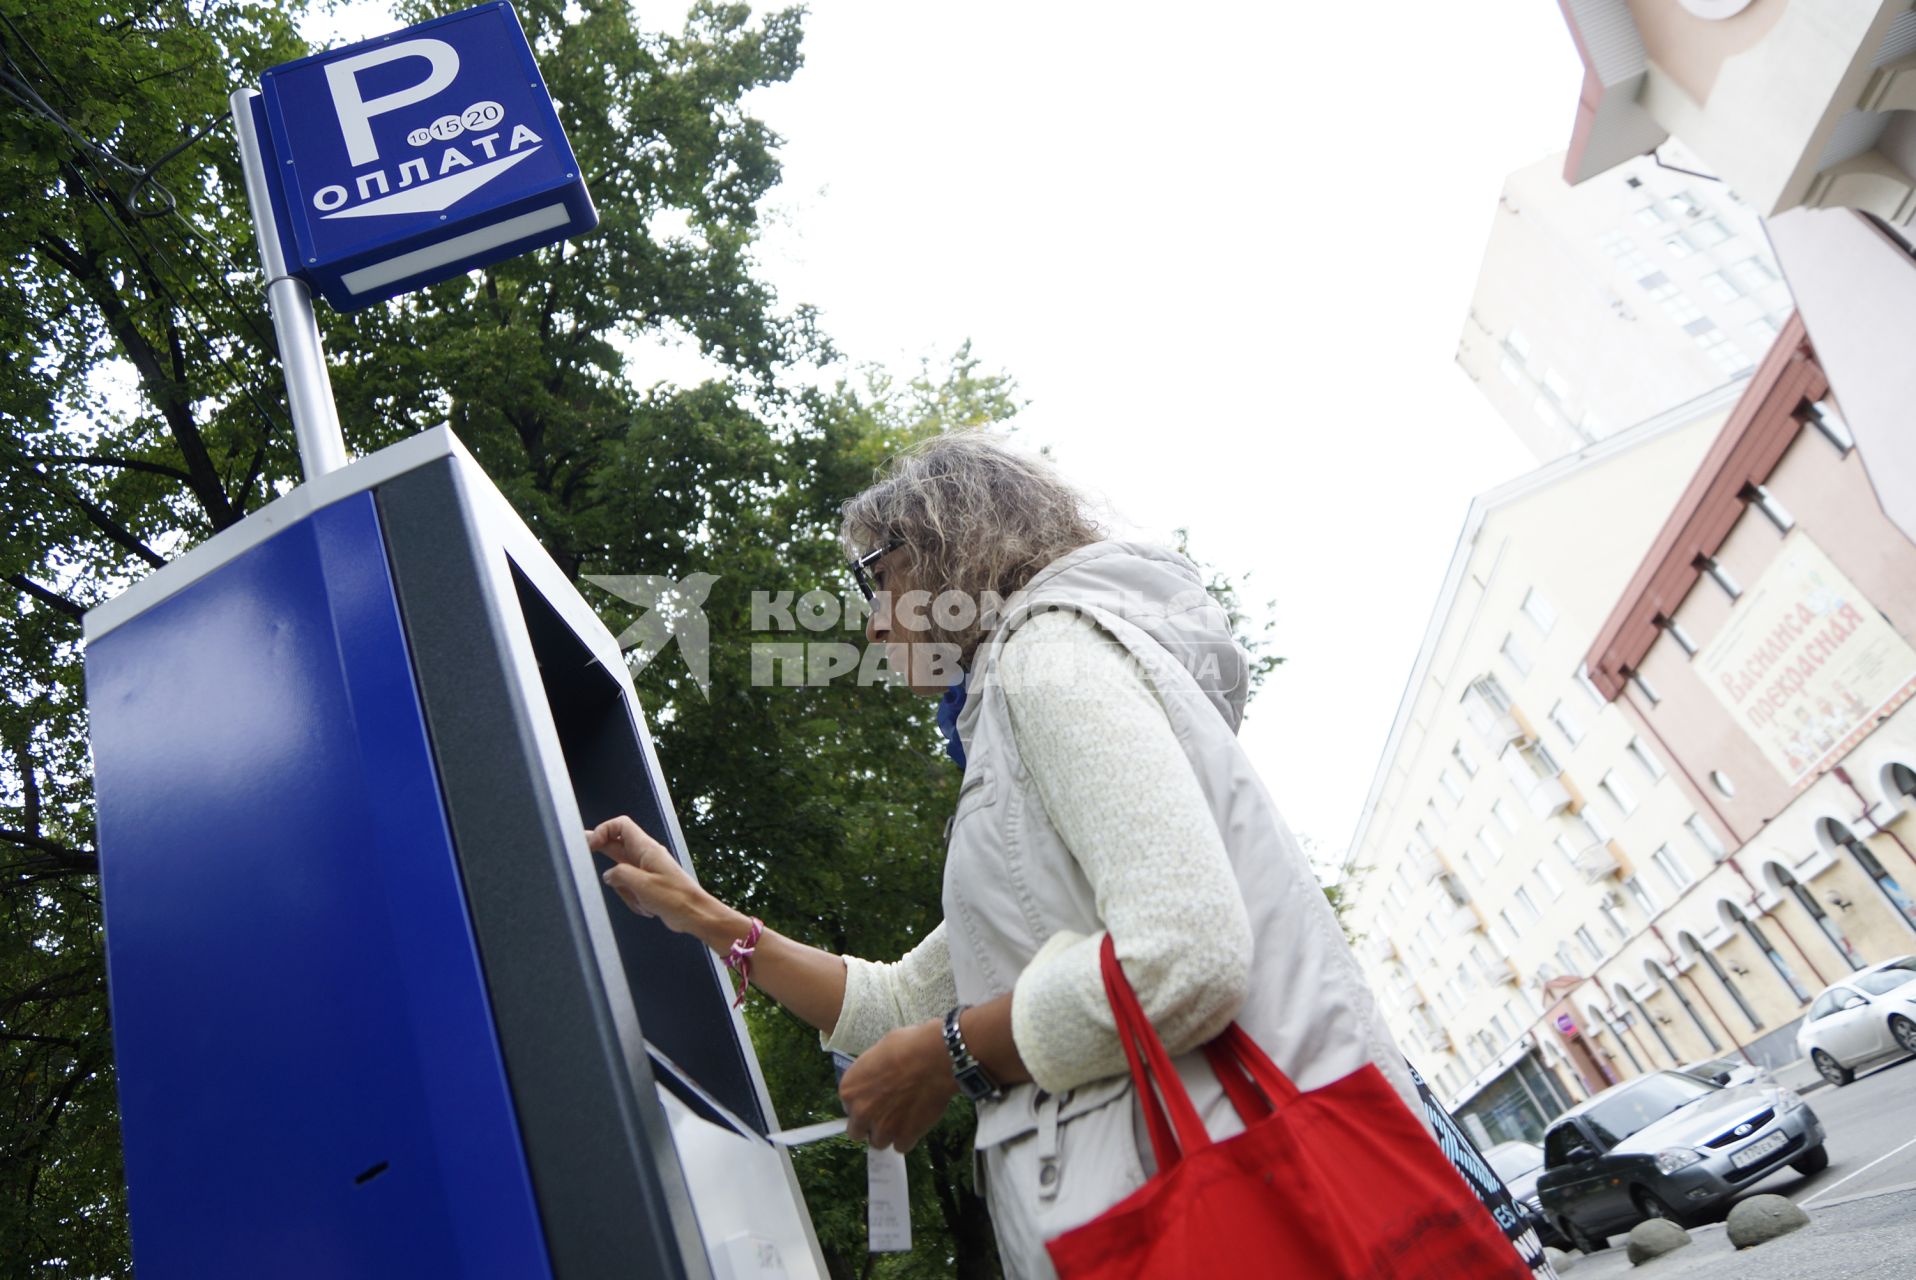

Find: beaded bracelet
<box><xmin>725</xmin><ymin>917</ymin><xmax>764</xmax><ymax>1008</ymax></box>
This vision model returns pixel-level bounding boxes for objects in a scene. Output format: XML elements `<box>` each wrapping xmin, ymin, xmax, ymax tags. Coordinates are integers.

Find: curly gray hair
<box><xmin>839</xmin><ymin>431</ymin><xmax>1103</xmax><ymax>663</ymax></box>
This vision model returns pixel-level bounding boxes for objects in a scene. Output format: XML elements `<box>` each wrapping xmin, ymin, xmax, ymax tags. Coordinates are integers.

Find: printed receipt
<box><xmin>866</xmin><ymin>1145</ymin><xmax>912</xmax><ymax>1253</ymax></box>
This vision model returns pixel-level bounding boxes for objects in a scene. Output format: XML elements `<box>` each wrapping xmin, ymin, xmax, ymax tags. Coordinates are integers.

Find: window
<box><xmin>1438</xmin><ymin>766</ymin><xmax>1464</xmax><ymax>803</ymax></box>
<box><xmin>1452</xmin><ymin>740</ymin><xmax>1478</xmax><ymax>778</ymax></box>
<box><xmin>1548</xmin><ymin>699</ymin><xmax>1586</xmax><ymax>747</ymax></box>
<box><xmin>1460</xmin><ymin>843</ymin><xmax>1487</xmax><ymax>883</ymax></box>
<box><xmin>1659</xmin><ymin>614</ymin><xmax>1698</xmax><ymax>656</ymax></box>
<box><xmin>1743</xmin><ymin>482</ymin><xmax>1795</xmax><ymax>533</ymax></box>
<box><xmin>1501</xmin><ymin>632</ymin><xmax>1535</xmax><ymax>678</ymax></box>
<box><xmin>1411</xmin><ymin>821</ymin><xmax>1434</xmax><ymax>855</ymax></box>
<box><xmin>1710</xmin><ymin>769</ymin><xmax>1736</xmax><ymax>799</ymax></box>
<box><xmin>1598</xmin><ymin>770</ymin><xmax>1638</xmax><ymax>816</ymax></box>
<box><xmin>1727</xmin><ymin>256</ymin><xmax>1776</xmax><ymax>293</ymax></box>
<box><xmin>1651</xmin><ymin>844</ymin><xmax>1694</xmax><ymax>893</ymax></box>
<box><xmin>1804</xmin><ymin>398</ymin><xmax>1853</xmax><ymax>453</ymax></box>
<box><xmin>1578</xmin><ymin>805</ymin><xmax>1611</xmax><ymax>845</ymax></box>
<box><xmin>1553</xmin><ymin>833</ymin><xmax>1582</xmax><ymax>867</ymax></box>
<box><xmin>1492</xmin><ymin>799</ymin><xmax>1521</xmax><ymax>834</ymax></box>
<box><xmin>1623</xmin><ymin>875</ymin><xmax>1657</xmax><ymax>917</ymax></box>
<box><xmin>1390</xmin><ymin>874</ymin><xmax>1411</xmax><ymax>908</ymax></box>
<box><xmin>1687</xmin><ymin>218</ymin><xmax>1730</xmax><ymax>248</ymax></box>
<box><xmin>1626</xmin><ymin>737</ymin><xmax>1665</xmax><ymax>781</ymax></box>
<box><xmin>1535</xmin><ymin>861</ymin><xmax>1565</xmax><ymax>900</ymax></box>
<box><xmin>1667</xmin><ymin>190</ymin><xmax>1704</xmax><ymax>219</ymax></box>
<box><xmin>1499</xmin><ymin>908</ymin><xmax>1522</xmax><ymax>941</ymax></box>
<box><xmin>1685</xmin><ymin>814</ymin><xmax>1725</xmax><ymax>860</ymax></box>
<box><xmin>1513</xmin><ymin>886</ymin><xmax>1541</xmax><ymax>924</ymax></box>
<box><xmin>1577</xmin><ymin>926</ymin><xmax>1604</xmax><ymax>963</ymax></box>
<box><xmin>1574</xmin><ymin>664</ymin><xmax>1606</xmax><ymax>709</ymax></box>
<box><xmin>1479</xmin><ymin>825</ymin><xmax>1506</xmax><ymax>862</ymax></box>
<box><xmin>1634</xmin><ymin>204</ymin><xmax>1668</xmax><ymax>227</ymax></box>
<box><xmin>1629</xmin><ymin>669</ymin><xmax>1661</xmax><ymax>706</ymax></box>
<box><xmin>1598</xmin><ymin>896</ymin><xmax>1629</xmax><ymax>941</ymax></box>
<box><xmin>1697</xmin><ymin>555</ymin><xmax>1741</xmax><ymax>601</ymax></box>
<box><xmin>1555</xmin><ymin>942</ymin><xmax>1581</xmax><ymax>976</ymax></box>
<box><xmin>1505</xmin><ymin>329</ymin><xmax>1532</xmax><ymax>362</ymax></box>
<box><xmin>1540</xmin><ymin>368</ymin><xmax>1572</xmax><ymax>404</ymax></box>
<box><xmin>1699</xmin><ymin>270</ymin><xmax>1741</xmax><ymax>302</ymax></box>
<box><xmin>1521</xmin><ymin>588</ymin><xmax>1557</xmax><ymax>635</ymax></box>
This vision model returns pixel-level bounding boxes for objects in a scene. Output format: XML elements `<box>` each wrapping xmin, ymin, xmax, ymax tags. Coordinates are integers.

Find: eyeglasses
<box><xmin>849</xmin><ymin>537</ymin><xmax>904</xmax><ymax>603</ymax></box>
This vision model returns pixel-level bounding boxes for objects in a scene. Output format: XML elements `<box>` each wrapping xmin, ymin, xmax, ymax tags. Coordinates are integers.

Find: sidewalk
<box><xmin>1770</xmin><ymin>1056</ymin><xmax>1826</xmax><ymax>1097</ymax></box>
<box><xmin>1550</xmin><ymin>1184</ymin><xmax>1916</xmax><ymax>1280</ymax></box>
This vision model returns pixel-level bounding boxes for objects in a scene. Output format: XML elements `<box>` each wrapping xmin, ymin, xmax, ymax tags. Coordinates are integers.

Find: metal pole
<box><xmin>229</xmin><ymin>88</ymin><xmax>348</xmax><ymax>481</ymax></box>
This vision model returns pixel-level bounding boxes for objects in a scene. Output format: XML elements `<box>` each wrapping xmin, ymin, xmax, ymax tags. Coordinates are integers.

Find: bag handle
<box><xmin>1099</xmin><ymin>935</ymin><xmax>1302</xmax><ymax>1172</ymax></box>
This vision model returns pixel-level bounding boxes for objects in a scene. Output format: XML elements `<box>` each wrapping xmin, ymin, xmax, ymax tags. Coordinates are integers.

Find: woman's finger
<box><xmin>585</xmin><ymin>815</ymin><xmax>647</xmax><ymax>868</ymax></box>
<box><xmin>601</xmin><ymin>863</ymin><xmax>656</xmax><ymax>918</ymax></box>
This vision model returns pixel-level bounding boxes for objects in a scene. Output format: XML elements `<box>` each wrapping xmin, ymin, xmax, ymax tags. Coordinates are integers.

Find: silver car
<box><xmin>1536</xmin><ymin>1071</ymin><xmax>1826</xmax><ymax>1252</ymax></box>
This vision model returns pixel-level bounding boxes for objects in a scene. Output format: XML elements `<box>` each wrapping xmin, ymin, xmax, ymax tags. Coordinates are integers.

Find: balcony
<box><xmin>1367</xmin><ymin>933</ymin><xmax>1399</xmax><ymax>964</ymax></box>
<box><xmin>1461</xmin><ymin>676</ymin><xmax>1524</xmax><ymax>750</ymax></box>
<box><xmin>1502</xmin><ymin>740</ymin><xmax>1571</xmax><ymax>818</ymax></box>
<box><xmin>1411</xmin><ymin>848</ymin><xmax>1446</xmax><ymax>883</ymax></box>
<box><xmin>1445</xmin><ymin>901</ymin><xmax>1484</xmax><ymax>938</ymax></box>
<box><xmin>1474</xmin><ymin>951</ymin><xmax>1521</xmax><ymax>987</ymax></box>
<box><xmin>1571</xmin><ymin>840</ymin><xmax>1623</xmax><ymax>883</ymax></box>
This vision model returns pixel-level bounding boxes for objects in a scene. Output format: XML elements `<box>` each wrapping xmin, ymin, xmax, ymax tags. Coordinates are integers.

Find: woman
<box><xmin>590</xmin><ymin>432</ymin><xmax>1419</xmax><ymax>1277</ymax></box>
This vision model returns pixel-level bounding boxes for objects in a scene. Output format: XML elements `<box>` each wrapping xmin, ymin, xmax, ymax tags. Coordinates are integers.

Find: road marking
<box><xmin>1802</xmin><ymin>1133</ymin><xmax>1916</xmax><ymax>1207</ymax></box>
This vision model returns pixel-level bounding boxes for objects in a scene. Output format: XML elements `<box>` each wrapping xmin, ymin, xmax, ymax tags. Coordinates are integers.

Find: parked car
<box><xmin>1795</xmin><ymin>954</ymin><xmax>1916</xmax><ymax>1086</ymax></box>
<box><xmin>1677</xmin><ymin>1054</ymin><xmax>1776</xmax><ymax>1090</ymax></box>
<box><xmin>1484</xmin><ymin>1140</ymin><xmax>1567</xmax><ymax>1250</ymax></box>
<box><xmin>1536</xmin><ymin>1070</ymin><xmax>1825</xmax><ymax>1253</ymax></box>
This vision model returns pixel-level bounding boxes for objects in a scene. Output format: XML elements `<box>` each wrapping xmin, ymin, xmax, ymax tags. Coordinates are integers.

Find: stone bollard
<box><xmin>1726</xmin><ymin>1194</ymin><xmax>1810</xmax><ymax>1249</ymax></box>
<box><xmin>1626</xmin><ymin>1217</ymin><xmax>1691</xmax><ymax>1266</ymax></box>
<box><xmin>1544</xmin><ymin>1244</ymin><xmax>1578</xmax><ymax>1272</ymax></box>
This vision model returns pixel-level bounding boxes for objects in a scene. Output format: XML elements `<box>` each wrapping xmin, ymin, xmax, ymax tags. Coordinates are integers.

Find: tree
<box><xmin>1</xmin><ymin>5</ymin><xmax>1281</xmax><ymax>1276</ymax></box>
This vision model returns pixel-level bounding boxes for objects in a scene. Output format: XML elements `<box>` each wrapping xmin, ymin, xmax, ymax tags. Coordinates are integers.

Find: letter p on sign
<box><xmin>324</xmin><ymin>38</ymin><xmax>460</xmax><ymax>166</ymax></box>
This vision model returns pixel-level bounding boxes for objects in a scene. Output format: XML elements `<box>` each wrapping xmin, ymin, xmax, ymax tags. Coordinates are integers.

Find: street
<box><xmin>1559</xmin><ymin>1053</ymin><xmax>1916</xmax><ymax>1278</ymax></box>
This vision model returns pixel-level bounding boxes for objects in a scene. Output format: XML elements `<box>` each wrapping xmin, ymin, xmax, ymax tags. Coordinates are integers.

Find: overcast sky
<box><xmin>312</xmin><ymin>1</ymin><xmax>1585</xmax><ymax>861</ymax></box>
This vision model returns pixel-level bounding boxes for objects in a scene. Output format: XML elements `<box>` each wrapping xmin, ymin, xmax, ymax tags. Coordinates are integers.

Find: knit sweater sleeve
<box><xmin>820</xmin><ymin>922</ymin><xmax>957</xmax><ymax>1057</ymax></box>
<box><xmin>1000</xmin><ymin>609</ymin><xmax>1253</xmax><ymax>1094</ymax></box>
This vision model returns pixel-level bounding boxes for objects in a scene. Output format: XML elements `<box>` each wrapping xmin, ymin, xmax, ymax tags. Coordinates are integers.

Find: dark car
<box><xmin>1536</xmin><ymin>1070</ymin><xmax>1826</xmax><ymax>1253</ymax></box>
<box><xmin>1484</xmin><ymin>1140</ymin><xmax>1567</xmax><ymax>1250</ymax></box>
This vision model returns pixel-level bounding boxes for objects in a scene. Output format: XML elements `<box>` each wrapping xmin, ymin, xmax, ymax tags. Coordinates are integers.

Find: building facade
<box><xmin>1351</xmin><ymin>314</ymin><xmax>1916</xmax><ymax>1149</ymax></box>
<box><xmin>1551</xmin><ymin>0</ymin><xmax>1916</xmax><ymax>600</ymax></box>
<box><xmin>1458</xmin><ymin>148</ymin><xmax>1789</xmax><ymax>461</ymax></box>
<box><xmin>1581</xmin><ymin>313</ymin><xmax>1916</xmax><ymax>1073</ymax></box>
<box><xmin>1343</xmin><ymin>387</ymin><xmax>1741</xmax><ymax>1147</ymax></box>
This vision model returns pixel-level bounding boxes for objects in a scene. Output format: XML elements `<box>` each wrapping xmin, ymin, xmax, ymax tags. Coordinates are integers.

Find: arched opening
<box><xmin>1767</xmin><ymin>859</ymin><xmax>1863</xmax><ymax>970</ymax></box>
<box><xmin>1590</xmin><ymin>1001</ymin><xmax>1645</xmax><ymax>1074</ymax></box>
<box><xmin>1818</xmin><ymin>816</ymin><xmax>1916</xmax><ymax>932</ymax></box>
<box><xmin>1721</xmin><ymin>900</ymin><xmax>1812</xmax><ymax>1003</ymax></box>
<box><xmin>1682</xmin><ymin>930</ymin><xmax>1762</xmax><ymax>1033</ymax></box>
<box><xmin>1885</xmin><ymin>761</ymin><xmax>1916</xmax><ymax>806</ymax></box>
<box><xmin>1617</xmin><ymin>981</ymin><xmax>1676</xmax><ymax>1066</ymax></box>
<box><xmin>1649</xmin><ymin>957</ymin><xmax>1721</xmax><ymax>1054</ymax></box>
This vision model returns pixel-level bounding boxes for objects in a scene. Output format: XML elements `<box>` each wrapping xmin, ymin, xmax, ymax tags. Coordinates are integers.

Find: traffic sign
<box><xmin>256</xmin><ymin>2</ymin><xmax>596</xmax><ymax>311</ymax></box>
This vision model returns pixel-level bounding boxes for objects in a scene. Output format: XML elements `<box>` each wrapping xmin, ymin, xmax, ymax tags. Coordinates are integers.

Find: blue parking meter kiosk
<box><xmin>85</xmin><ymin>429</ymin><xmax>829</xmax><ymax>1279</ymax></box>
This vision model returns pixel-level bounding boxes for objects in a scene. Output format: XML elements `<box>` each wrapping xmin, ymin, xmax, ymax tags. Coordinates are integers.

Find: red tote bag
<box><xmin>1044</xmin><ymin>937</ymin><xmax>1532</xmax><ymax>1280</ymax></box>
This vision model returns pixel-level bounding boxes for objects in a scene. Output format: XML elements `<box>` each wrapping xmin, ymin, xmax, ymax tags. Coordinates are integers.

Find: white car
<box><xmin>1796</xmin><ymin>955</ymin><xmax>1916</xmax><ymax>1086</ymax></box>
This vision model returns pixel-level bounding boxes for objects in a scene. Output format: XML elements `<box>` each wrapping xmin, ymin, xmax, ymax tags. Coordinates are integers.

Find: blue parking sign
<box><xmin>257</xmin><ymin>2</ymin><xmax>596</xmax><ymax>311</ymax></box>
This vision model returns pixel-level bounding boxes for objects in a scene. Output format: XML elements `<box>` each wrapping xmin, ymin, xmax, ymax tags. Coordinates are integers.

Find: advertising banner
<box><xmin>1699</xmin><ymin>531</ymin><xmax>1916</xmax><ymax>786</ymax></box>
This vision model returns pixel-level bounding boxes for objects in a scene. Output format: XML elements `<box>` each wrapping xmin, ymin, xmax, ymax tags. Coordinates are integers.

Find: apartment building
<box><xmin>1458</xmin><ymin>148</ymin><xmax>1788</xmax><ymax>462</ymax></box>
<box><xmin>1578</xmin><ymin>314</ymin><xmax>1916</xmax><ymax>1073</ymax></box>
<box><xmin>1343</xmin><ymin>388</ymin><xmax>1740</xmax><ymax>1147</ymax></box>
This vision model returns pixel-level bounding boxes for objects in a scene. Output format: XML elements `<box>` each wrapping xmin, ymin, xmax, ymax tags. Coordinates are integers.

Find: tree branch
<box><xmin>0</xmin><ymin>829</ymin><xmax>99</xmax><ymax>873</ymax></box>
<box><xmin>5</xmin><ymin>575</ymin><xmax>86</xmax><ymax>620</ymax></box>
<box><xmin>19</xmin><ymin>452</ymin><xmax>196</xmax><ymax>483</ymax></box>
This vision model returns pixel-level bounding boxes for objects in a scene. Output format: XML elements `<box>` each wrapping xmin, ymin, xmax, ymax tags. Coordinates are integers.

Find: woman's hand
<box><xmin>586</xmin><ymin>815</ymin><xmax>710</xmax><ymax>936</ymax></box>
<box><xmin>838</xmin><ymin>1019</ymin><xmax>958</xmax><ymax>1152</ymax></box>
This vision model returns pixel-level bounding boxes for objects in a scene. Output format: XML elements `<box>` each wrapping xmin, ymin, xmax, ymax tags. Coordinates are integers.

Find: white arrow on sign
<box><xmin>322</xmin><ymin>147</ymin><xmax>541</xmax><ymax>219</ymax></box>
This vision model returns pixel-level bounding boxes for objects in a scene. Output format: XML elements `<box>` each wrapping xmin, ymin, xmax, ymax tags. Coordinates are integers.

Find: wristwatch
<box><xmin>943</xmin><ymin>1005</ymin><xmax>1003</xmax><ymax>1103</ymax></box>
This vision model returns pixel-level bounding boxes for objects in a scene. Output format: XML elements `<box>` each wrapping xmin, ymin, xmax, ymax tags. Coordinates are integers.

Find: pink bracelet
<box><xmin>725</xmin><ymin>917</ymin><xmax>764</xmax><ymax>1008</ymax></box>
